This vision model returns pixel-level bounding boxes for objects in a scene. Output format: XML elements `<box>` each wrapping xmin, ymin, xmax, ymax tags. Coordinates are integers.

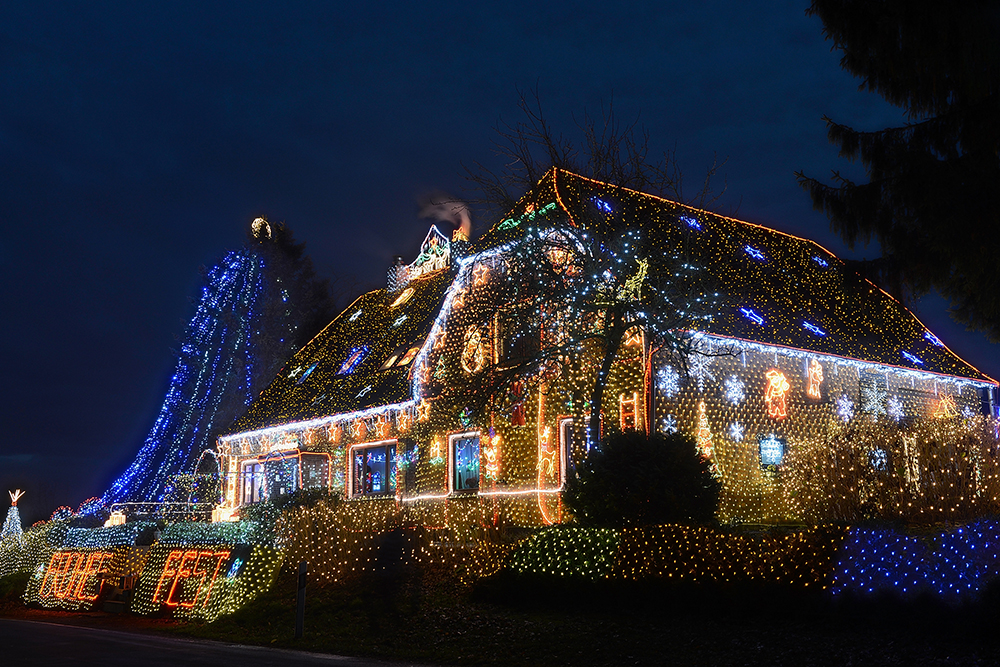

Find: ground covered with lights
<box><xmin>5</xmin><ymin>564</ymin><xmax>1000</xmax><ymax>666</ymax></box>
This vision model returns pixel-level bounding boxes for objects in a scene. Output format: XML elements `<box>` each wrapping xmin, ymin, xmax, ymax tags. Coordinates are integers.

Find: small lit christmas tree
<box><xmin>2</xmin><ymin>490</ymin><xmax>24</xmax><ymax>542</ymax></box>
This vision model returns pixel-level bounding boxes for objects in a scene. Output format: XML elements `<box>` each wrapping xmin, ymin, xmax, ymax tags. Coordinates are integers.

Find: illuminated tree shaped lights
<box><xmin>103</xmin><ymin>221</ymin><xmax>332</xmax><ymax>509</ymax></box>
<box><xmin>1</xmin><ymin>490</ymin><xmax>24</xmax><ymax>542</ymax></box>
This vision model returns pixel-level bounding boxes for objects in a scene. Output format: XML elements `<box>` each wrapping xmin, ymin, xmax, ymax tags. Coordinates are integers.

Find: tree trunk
<box><xmin>588</xmin><ymin>328</ymin><xmax>622</xmax><ymax>449</ymax></box>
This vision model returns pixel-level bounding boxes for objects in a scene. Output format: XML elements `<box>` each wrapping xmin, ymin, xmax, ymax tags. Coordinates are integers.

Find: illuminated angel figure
<box><xmin>807</xmin><ymin>359</ymin><xmax>824</xmax><ymax>399</ymax></box>
<box><xmin>764</xmin><ymin>369</ymin><xmax>790</xmax><ymax>420</ymax></box>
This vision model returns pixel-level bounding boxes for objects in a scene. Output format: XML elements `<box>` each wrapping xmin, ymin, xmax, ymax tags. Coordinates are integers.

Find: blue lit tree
<box><xmin>103</xmin><ymin>219</ymin><xmax>333</xmax><ymax>509</ymax></box>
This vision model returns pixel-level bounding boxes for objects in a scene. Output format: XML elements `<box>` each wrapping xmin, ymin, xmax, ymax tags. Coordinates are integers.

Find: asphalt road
<box><xmin>0</xmin><ymin>618</ymin><xmax>428</xmax><ymax>667</ymax></box>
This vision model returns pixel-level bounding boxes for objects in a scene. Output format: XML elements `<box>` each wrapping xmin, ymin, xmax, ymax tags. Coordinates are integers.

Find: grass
<box><xmin>6</xmin><ymin>564</ymin><xmax>1000</xmax><ymax>665</ymax></box>
<box><xmin>169</xmin><ymin>565</ymin><xmax>1000</xmax><ymax>666</ymax></box>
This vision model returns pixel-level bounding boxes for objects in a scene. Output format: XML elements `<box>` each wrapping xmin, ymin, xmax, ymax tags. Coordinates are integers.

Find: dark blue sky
<box><xmin>2</xmin><ymin>1</ymin><xmax>993</xmax><ymax>524</ymax></box>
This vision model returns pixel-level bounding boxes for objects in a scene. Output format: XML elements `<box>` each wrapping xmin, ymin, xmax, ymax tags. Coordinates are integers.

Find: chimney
<box><xmin>387</xmin><ymin>255</ymin><xmax>408</xmax><ymax>291</ymax></box>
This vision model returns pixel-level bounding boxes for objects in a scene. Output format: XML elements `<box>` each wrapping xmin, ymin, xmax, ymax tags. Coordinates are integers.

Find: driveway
<box><xmin>0</xmin><ymin>618</ymin><xmax>427</xmax><ymax>667</ymax></box>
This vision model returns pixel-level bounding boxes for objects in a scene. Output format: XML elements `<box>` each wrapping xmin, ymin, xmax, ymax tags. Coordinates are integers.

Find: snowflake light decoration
<box><xmin>688</xmin><ymin>352</ymin><xmax>715</xmax><ymax>392</ymax></box>
<box><xmin>729</xmin><ymin>422</ymin><xmax>744</xmax><ymax>442</ymax></box>
<box><xmin>836</xmin><ymin>394</ymin><xmax>855</xmax><ymax>423</ymax></box>
<box><xmin>724</xmin><ymin>376</ymin><xmax>745</xmax><ymax>405</ymax></box>
<box><xmin>962</xmin><ymin>405</ymin><xmax>975</xmax><ymax>419</ymax></box>
<box><xmin>887</xmin><ymin>396</ymin><xmax>904</xmax><ymax>422</ymax></box>
<box><xmin>657</xmin><ymin>366</ymin><xmax>681</xmax><ymax>398</ymax></box>
<box><xmin>662</xmin><ymin>414</ymin><xmax>678</xmax><ymax>434</ymax></box>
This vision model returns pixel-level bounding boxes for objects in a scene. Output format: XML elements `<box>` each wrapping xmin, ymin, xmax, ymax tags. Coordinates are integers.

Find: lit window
<box><xmin>295</xmin><ymin>361</ymin><xmax>318</xmax><ymax>384</ymax></box>
<box><xmin>390</xmin><ymin>287</ymin><xmax>414</xmax><ymax>308</ymax></box>
<box><xmin>758</xmin><ymin>434</ymin><xmax>785</xmax><ymax>468</ymax></box>
<box><xmin>396</xmin><ymin>346</ymin><xmax>421</xmax><ymax>366</ymax></box>
<box><xmin>338</xmin><ymin>346</ymin><xmax>368</xmax><ymax>374</ymax></box>
<box><xmin>450</xmin><ymin>432</ymin><xmax>480</xmax><ymax>493</ymax></box>
<box><xmin>350</xmin><ymin>441</ymin><xmax>397</xmax><ymax>496</ymax></box>
<box><xmin>241</xmin><ymin>461</ymin><xmax>264</xmax><ymax>505</ymax></box>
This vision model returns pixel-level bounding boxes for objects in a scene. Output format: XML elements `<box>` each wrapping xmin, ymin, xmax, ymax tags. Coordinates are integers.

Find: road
<box><xmin>0</xmin><ymin>618</ymin><xmax>427</xmax><ymax>667</ymax></box>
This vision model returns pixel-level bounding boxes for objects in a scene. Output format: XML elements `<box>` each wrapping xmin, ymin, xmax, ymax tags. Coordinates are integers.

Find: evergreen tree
<box><xmin>797</xmin><ymin>1</ymin><xmax>1000</xmax><ymax>337</ymax></box>
<box><xmin>102</xmin><ymin>219</ymin><xmax>333</xmax><ymax>508</ymax></box>
<box><xmin>2</xmin><ymin>490</ymin><xmax>24</xmax><ymax>542</ymax></box>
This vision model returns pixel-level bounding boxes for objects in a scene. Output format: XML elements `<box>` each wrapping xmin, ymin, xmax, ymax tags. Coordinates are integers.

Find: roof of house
<box><xmin>227</xmin><ymin>267</ymin><xmax>454</xmax><ymax>434</ymax></box>
<box><xmin>227</xmin><ymin>169</ymin><xmax>993</xmax><ymax>436</ymax></box>
<box><xmin>480</xmin><ymin>169</ymin><xmax>994</xmax><ymax>384</ymax></box>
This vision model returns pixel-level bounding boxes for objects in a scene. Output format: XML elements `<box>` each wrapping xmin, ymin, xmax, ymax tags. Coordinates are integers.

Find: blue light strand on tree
<box><xmin>103</xmin><ymin>251</ymin><xmax>261</xmax><ymax>506</ymax></box>
<box><xmin>100</xmin><ymin>219</ymin><xmax>335</xmax><ymax>513</ymax></box>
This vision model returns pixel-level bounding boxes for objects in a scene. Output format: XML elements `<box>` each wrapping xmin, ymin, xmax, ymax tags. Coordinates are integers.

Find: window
<box><xmin>300</xmin><ymin>453</ymin><xmax>331</xmax><ymax>491</ymax></box>
<box><xmin>350</xmin><ymin>441</ymin><xmax>397</xmax><ymax>496</ymax></box>
<box><xmin>450</xmin><ymin>432</ymin><xmax>480</xmax><ymax>493</ymax></box>
<box><xmin>619</xmin><ymin>392</ymin><xmax>640</xmax><ymax>431</ymax></box>
<box><xmin>338</xmin><ymin>346</ymin><xmax>368</xmax><ymax>375</ymax></box>
<box><xmin>241</xmin><ymin>461</ymin><xmax>264</xmax><ymax>505</ymax></box>
<box><xmin>556</xmin><ymin>417</ymin><xmax>574</xmax><ymax>484</ymax></box>
<box><xmin>263</xmin><ymin>452</ymin><xmax>299</xmax><ymax>498</ymax></box>
<box><xmin>758</xmin><ymin>433</ymin><xmax>786</xmax><ymax>468</ymax></box>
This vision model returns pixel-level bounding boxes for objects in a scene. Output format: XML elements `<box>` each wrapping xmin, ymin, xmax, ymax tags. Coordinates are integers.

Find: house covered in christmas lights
<box><xmin>214</xmin><ymin>169</ymin><xmax>997</xmax><ymax>526</ymax></box>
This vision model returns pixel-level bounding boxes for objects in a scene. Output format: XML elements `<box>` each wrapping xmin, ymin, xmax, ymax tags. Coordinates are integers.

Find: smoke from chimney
<box><xmin>419</xmin><ymin>191</ymin><xmax>471</xmax><ymax>240</ymax></box>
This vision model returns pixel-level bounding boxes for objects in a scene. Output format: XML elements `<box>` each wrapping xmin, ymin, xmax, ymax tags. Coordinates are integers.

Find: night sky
<box><xmin>3</xmin><ymin>1</ymin><xmax>995</xmax><ymax>525</ymax></box>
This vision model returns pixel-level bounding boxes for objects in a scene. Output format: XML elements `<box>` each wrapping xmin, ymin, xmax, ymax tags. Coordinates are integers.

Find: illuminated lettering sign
<box><xmin>38</xmin><ymin>550</ymin><xmax>113</xmax><ymax>602</ymax></box>
<box><xmin>151</xmin><ymin>549</ymin><xmax>232</xmax><ymax>609</ymax></box>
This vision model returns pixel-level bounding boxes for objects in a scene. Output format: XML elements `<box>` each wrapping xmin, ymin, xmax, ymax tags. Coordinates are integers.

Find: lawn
<box><xmin>4</xmin><ymin>565</ymin><xmax>1000</xmax><ymax>665</ymax></box>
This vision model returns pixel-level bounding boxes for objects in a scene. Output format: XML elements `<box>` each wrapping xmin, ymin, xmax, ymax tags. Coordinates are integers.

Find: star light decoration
<box><xmin>724</xmin><ymin>376</ymin><xmax>745</xmax><ymax>405</ymax></box>
<box><xmin>657</xmin><ymin>366</ymin><xmax>681</xmax><ymax>398</ymax></box>
<box><xmin>836</xmin><ymin>394</ymin><xmax>855</xmax><ymax>423</ymax></box>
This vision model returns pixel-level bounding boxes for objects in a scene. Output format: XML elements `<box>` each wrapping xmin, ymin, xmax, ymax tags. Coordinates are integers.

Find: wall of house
<box><xmin>653</xmin><ymin>335</ymin><xmax>995</xmax><ymax>523</ymax></box>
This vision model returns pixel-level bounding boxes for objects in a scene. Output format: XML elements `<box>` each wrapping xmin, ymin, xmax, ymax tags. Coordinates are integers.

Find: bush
<box><xmin>563</xmin><ymin>430</ymin><xmax>720</xmax><ymax>527</ymax></box>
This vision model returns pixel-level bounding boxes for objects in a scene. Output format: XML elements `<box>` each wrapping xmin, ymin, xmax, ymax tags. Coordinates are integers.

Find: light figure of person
<box><xmin>764</xmin><ymin>369</ymin><xmax>790</xmax><ymax>419</ymax></box>
<box><xmin>807</xmin><ymin>359</ymin><xmax>824</xmax><ymax>399</ymax></box>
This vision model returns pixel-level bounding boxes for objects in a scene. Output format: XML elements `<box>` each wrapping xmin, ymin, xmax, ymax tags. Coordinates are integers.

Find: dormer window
<box><xmin>338</xmin><ymin>346</ymin><xmax>368</xmax><ymax>375</ymax></box>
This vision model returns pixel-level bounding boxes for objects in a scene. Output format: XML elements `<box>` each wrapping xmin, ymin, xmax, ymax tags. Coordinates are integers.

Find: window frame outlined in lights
<box><xmin>348</xmin><ymin>440</ymin><xmax>398</xmax><ymax>497</ymax></box>
<box><xmin>449</xmin><ymin>431</ymin><xmax>480</xmax><ymax>494</ymax></box>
